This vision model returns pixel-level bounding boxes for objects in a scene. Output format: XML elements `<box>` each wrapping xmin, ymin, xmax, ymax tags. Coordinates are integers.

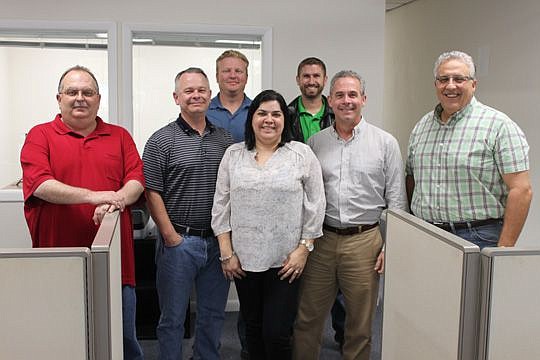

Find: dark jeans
<box><xmin>446</xmin><ymin>221</ymin><xmax>502</xmax><ymax>250</ymax></box>
<box><xmin>235</xmin><ymin>268</ymin><xmax>300</xmax><ymax>360</ymax></box>
<box><xmin>122</xmin><ymin>285</ymin><xmax>144</xmax><ymax>360</ymax></box>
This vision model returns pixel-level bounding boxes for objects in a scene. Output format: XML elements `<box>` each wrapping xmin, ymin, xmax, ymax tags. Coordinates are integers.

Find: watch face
<box><xmin>301</xmin><ymin>240</ymin><xmax>314</xmax><ymax>252</ymax></box>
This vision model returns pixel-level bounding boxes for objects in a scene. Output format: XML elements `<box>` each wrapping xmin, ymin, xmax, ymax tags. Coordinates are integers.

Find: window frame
<box><xmin>121</xmin><ymin>23</ymin><xmax>272</xmax><ymax>133</ymax></box>
<box><xmin>0</xmin><ymin>19</ymin><xmax>118</xmax><ymax>123</ymax></box>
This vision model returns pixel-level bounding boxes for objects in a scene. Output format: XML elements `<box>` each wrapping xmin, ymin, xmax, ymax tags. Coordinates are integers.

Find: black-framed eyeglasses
<box><xmin>435</xmin><ymin>75</ymin><xmax>473</xmax><ymax>85</ymax></box>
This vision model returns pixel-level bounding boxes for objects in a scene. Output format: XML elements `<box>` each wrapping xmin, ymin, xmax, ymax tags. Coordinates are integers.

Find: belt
<box><xmin>430</xmin><ymin>218</ymin><xmax>502</xmax><ymax>231</ymax></box>
<box><xmin>323</xmin><ymin>222</ymin><xmax>379</xmax><ymax>235</ymax></box>
<box><xmin>172</xmin><ymin>223</ymin><xmax>214</xmax><ymax>238</ymax></box>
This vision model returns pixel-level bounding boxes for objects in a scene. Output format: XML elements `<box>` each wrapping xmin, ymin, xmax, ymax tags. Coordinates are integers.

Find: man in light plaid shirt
<box><xmin>406</xmin><ymin>50</ymin><xmax>532</xmax><ymax>248</ymax></box>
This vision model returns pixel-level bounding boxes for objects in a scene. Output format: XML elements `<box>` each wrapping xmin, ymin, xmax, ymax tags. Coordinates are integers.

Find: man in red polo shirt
<box><xmin>20</xmin><ymin>65</ymin><xmax>145</xmax><ymax>360</ymax></box>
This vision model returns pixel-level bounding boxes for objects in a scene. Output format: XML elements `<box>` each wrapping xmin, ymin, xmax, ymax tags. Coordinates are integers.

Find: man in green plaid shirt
<box><xmin>406</xmin><ymin>50</ymin><xmax>532</xmax><ymax>248</ymax></box>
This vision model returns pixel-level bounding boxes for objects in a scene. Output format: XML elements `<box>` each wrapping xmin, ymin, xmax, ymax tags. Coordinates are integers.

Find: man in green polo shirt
<box><xmin>289</xmin><ymin>57</ymin><xmax>334</xmax><ymax>143</ymax></box>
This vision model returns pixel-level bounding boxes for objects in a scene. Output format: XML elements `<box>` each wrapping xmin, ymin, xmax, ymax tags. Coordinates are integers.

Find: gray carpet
<box><xmin>140</xmin><ymin>304</ymin><xmax>382</xmax><ymax>359</ymax></box>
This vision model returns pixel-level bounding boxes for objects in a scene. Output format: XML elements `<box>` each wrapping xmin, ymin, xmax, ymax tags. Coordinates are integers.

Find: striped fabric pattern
<box><xmin>142</xmin><ymin>117</ymin><xmax>234</xmax><ymax>229</ymax></box>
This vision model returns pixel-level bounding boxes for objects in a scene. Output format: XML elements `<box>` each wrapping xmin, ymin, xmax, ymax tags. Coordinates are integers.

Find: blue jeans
<box><xmin>448</xmin><ymin>221</ymin><xmax>503</xmax><ymax>250</ymax></box>
<box><xmin>122</xmin><ymin>285</ymin><xmax>144</xmax><ymax>360</ymax></box>
<box><xmin>155</xmin><ymin>233</ymin><xmax>229</xmax><ymax>360</ymax></box>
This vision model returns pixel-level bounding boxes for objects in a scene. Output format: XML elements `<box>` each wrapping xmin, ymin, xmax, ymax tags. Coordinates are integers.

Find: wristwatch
<box><xmin>300</xmin><ymin>239</ymin><xmax>314</xmax><ymax>252</ymax></box>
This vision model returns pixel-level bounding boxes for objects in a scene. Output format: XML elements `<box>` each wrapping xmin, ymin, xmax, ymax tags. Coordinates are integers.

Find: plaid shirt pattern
<box><xmin>406</xmin><ymin>97</ymin><xmax>529</xmax><ymax>222</ymax></box>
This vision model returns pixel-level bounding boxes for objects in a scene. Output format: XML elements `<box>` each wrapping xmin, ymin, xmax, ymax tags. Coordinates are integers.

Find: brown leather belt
<box><xmin>172</xmin><ymin>223</ymin><xmax>214</xmax><ymax>238</ymax></box>
<box><xmin>323</xmin><ymin>223</ymin><xmax>379</xmax><ymax>235</ymax></box>
<box><xmin>430</xmin><ymin>218</ymin><xmax>502</xmax><ymax>231</ymax></box>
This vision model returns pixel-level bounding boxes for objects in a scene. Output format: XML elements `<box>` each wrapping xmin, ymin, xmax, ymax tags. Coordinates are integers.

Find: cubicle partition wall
<box><xmin>0</xmin><ymin>248</ymin><xmax>93</xmax><ymax>360</ymax></box>
<box><xmin>0</xmin><ymin>211</ymin><xmax>122</xmax><ymax>360</ymax></box>
<box><xmin>382</xmin><ymin>209</ymin><xmax>481</xmax><ymax>360</ymax></box>
<box><xmin>0</xmin><ymin>184</ymin><xmax>32</xmax><ymax>248</ymax></box>
<box><xmin>478</xmin><ymin>248</ymin><xmax>540</xmax><ymax>360</ymax></box>
<box><xmin>91</xmin><ymin>211</ymin><xmax>124</xmax><ymax>360</ymax></box>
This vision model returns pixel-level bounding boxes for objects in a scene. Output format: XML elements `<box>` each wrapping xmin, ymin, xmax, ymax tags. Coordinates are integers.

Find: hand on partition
<box><xmin>88</xmin><ymin>190</ymin><xmax>126</xmax><ymax>211</ymax></box>
<box><xmin>92</xmin><ymin>203</ymin><xmax>116</xmax><ymax>225</ymax></box>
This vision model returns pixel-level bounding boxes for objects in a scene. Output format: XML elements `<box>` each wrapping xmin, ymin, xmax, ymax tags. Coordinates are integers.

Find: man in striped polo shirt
<box><xmin>406</xmin><ymin>50</ymin><xmax>532</xmax><ymax>248</ymax></box>
<box><xmin>142</xmin><ymin>67</ymin><xmax>234</xmax><ymax>360</ymax></box>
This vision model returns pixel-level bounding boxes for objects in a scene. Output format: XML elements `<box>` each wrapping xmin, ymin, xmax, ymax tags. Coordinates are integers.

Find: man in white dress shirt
<box><xmin>293</xmin><ymin>70</ymin><xmax>407</xmax><ymax>360</ymax></box>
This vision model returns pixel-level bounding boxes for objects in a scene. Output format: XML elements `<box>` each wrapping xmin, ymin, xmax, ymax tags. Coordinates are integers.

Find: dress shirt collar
<box><xmin>332</xmin><ymin>116</ymin><xmax>367</xmax><ymax>141</ymax></box>
<box><xmin>434</xmin><ymin>97</ymin><xmax>476</xmax><ymax>126</ymax></box>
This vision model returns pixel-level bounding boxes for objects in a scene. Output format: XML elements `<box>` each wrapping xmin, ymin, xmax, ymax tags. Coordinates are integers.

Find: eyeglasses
<box><xmin>435</xmin><ymin>75</ymin><xmax>473</xmax><ymax>85</ymax></box>
<box><xmin>61</xmin><ymin>88</ymin><xmax>98</xmax><ymax>97</ymax></box>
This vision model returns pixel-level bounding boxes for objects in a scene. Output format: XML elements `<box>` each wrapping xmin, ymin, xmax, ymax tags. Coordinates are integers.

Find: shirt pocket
<box><xmin>103</xmin><ymin>153</ymin><xmax>124</xmax><ymax>184</ymax></box>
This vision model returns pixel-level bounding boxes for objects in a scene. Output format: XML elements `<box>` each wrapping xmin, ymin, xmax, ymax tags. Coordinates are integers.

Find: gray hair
<box><xmin>58</xmin><ymin>65</ymin><xmax>99</xmax><ymax>94</ymax></box>
<box><xmin>174</xmin><ymin>67</ymin><xmax>208</xmax><ymax>91</ymax></box>
<box><xmin>433</xmin><ymin>51</ymin><xmax>476</xmax><ymax>79</ymax></box>
<box><xmin>329</xmin><ymin>70</ymin><xmax>366</xmax><ymax>94</ymax></box>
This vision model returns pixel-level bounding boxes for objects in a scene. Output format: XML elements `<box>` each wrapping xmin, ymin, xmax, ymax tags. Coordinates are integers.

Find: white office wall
<box><xmin>0</xmin><ymin>47</ymin><xmax>108</xmax><ymax>186</ymax></box>
<box><xmin>1</xmin><ymin>0</ymin><xmax>385</xmax><ymax>125</ymax></box>
<box><xmin>0</xmin><ymin>48</ymin><xmax>11</xmax><ymax>185</ymax></box>
<box><xmin>384</xmin><ymin>0</ymin><xmax>540</xmax><ymax>245</ymax></box>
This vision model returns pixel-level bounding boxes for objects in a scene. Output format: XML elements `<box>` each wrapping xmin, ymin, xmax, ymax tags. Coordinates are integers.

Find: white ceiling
<box><xmin>386</xmin><ymin>0</ymin><xmax>417</xmax><ymax>11</ymax></box>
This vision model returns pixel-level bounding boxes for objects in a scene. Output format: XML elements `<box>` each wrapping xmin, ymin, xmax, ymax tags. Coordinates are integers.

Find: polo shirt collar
<box><xmin>175</xmin><ymin>114</ymin><xmax>216</xmax><ymax>135</ymax></box>
<box><xmin>52</xmin><ymin>114</ymin><xmax>110</xmax><ymax>137</ymax></box>
<box><xmin>434</xmin><ymin>97</ymin><xmax>476</xmax><ymax>125</ymax></box>
<box><xmin>209</xmin><ymin>93</ymin><xmax>251</xmax><ymax>111</ymax></box>
<box><xmin>298</xmin><ymin>97</ymin><xmax>325</xmax><ymax>117</ymax></box>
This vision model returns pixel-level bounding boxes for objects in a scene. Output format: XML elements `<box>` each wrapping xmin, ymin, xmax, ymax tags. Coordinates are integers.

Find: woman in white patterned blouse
<box><xmin>211</xmin><ymin>89</ymin><xmax>326</xmax><ymax>360</ymax></box>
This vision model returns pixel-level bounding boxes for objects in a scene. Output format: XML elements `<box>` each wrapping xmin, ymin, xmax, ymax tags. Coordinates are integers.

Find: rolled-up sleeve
<box><xmin>211</xmin><ymin>148</ymin><xmax>232</xmax><ymax>236</ymax></box>
<box><xmin>300</xmin><ymin>147</ymin><xmax>326</xmax><ymax>239</ymax></box>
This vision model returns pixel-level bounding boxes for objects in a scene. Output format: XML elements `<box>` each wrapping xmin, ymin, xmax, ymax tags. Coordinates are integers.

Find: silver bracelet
<box><xmin>219</xmin><ymin>251</ymin><xmax>236</xmax><ymax>262</ymax></box>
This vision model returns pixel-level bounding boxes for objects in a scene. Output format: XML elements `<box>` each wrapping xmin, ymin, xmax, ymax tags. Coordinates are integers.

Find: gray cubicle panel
<box><xmin>0</xmin><ymin>186</ymin><xmax>32</xmax><ymax>248</ymax></box>
<box><xmin>478</xmin><ymin>247</ymin><xmax>540</xmax><ymax>360</ymax></box>
<box><xmin>382</xmin><ymin>209</ymin><xmax>480</xmax><ymax>360</ymax></box>
<box><xmin>0</xmin><ymin>247</ymin><xmax>93</xmax><ymax>360</ymax></box>
<box><xmin>91</xmin><ymin>211</ymin><xmax>123</xmax><ymax>360</ymax></box>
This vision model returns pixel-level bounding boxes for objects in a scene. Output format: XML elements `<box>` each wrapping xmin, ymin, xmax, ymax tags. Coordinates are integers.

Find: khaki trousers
<box><xmin>293</xmin><ymin>227</ymin><xmax>382</xmax><ymax>360</ymax></box>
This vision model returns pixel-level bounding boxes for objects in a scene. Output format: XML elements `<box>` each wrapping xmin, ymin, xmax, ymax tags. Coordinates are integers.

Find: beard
<box><xmin>300</xmin><ymin>85</ymin><xmax>324</xmax><ymax>99</ymax></box>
